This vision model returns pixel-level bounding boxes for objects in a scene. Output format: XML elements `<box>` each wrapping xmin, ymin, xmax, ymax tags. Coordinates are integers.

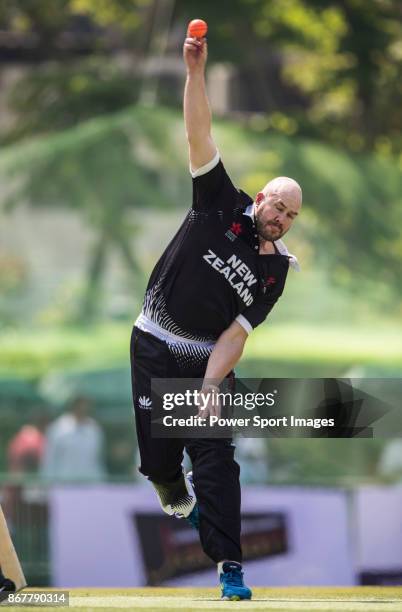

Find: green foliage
<box><xmin>0</xmin><ymin>106</ymin><xmax>191</xmax><ymax>321</ymax></box>
<box><xmin>0</xmin><ymin>106</ymin><xmax>187</xmax><ymax>213</ymax></box>
<box><xmin>4</xmin><ymin>58</ymin><xmax>141</xmax><ymax>143</ymax></box>
<box><xmin>2</xmin><ymin>0</ymin><xmax>401</xmax><ymax>154</ymax></box>
<box><xmin>0</xmin><ymin>0</ymin><xmax>151</xmax><ymax>142</ymax></box>
<box><xmin>0</xmin><ymin>0</ymin><xmax>148</xmax><ymax>37</ymax></box>
<box><xmin>0</xmin><ymin>105</ymin><xmax>401</xmax><ymax>306</ymax></box>
<box><xmin>243</xmin><ymin>324</ymin><xmax>402</xmax><ymax>369</ymax></box>
<box><xmin>0</xmin><ymin>0</ymin><xmax>72</xmax><ymax>35</ymax></box>
<box><xmin>69</xmin><ymin>0</ymin><xmax>145</xmax><ymax>31</ymax></box>
<box><xmin>0</xmin><ymin>324</ymin><xmax>130</xmax><ymax>379</ymax></box>
<box><xmin>0</xmin><ymin>322</ymin><xmax>401</xmax><ymax>380</ymax></box>
<box><xmin>178</xmin><ymin>0</ymin><xmax>402</xmax><ymax>153</ymax></box>
<box><xmin>267</xmin><ymin>438</ymin><xmax>385</xmax><ymax>485</ymax></box>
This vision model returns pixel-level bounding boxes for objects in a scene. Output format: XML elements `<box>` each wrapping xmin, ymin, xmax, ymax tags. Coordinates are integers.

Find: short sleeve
<box><xmin>192</xmin><ymin>155</ymin><xmax>239</xmax><ymax>213</ymax></box>
<box><xmin>236</xmin><ymin>257</ymin><xmax>290</xmax><ymax>333</ymax></box>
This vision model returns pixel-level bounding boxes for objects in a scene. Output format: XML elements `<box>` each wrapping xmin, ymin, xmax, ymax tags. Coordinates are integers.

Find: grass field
<box><xmin>1</xmin><ymin>322</ymin><xmax>401</xmax><ymax>379</ymax></box>
<box><xmin>6</xmin><ymin>587</ymin><xmax>402</xmax><ymax>612</ymax></box>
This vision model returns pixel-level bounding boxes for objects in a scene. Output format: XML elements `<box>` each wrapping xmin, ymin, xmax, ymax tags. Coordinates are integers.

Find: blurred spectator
<box><xmin>3</xmin><ymin>409</ymin><xmax>49</xmax><ymax>536</ymax></box>
<box><xmin>378</xmin><ymin>439</ymin><xmax>402</xmax><ymax>482</ymax></box>
<box><xmin>7</xmin><ymin>411</ymin><xmax>47</xmax><ymax>475</ymax></box>
<box><xmin>41</xmin><ymin>396</ymin><xmax>105</xmax><ymax>482</ymax></box>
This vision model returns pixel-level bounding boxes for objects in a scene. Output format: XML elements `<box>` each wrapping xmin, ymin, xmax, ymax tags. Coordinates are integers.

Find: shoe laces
<box><xmin>223</xmin><ymin>568</ymin><xmax>244</xmax><ymax>587</ymax></box>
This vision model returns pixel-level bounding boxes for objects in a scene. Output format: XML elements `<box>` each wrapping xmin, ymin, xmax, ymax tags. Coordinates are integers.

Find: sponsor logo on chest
<box><xmin>225</xmin><ymin>222</ymin><xmax>243</xmax><ymax>242</ymax></box>
<box><xmin>202</xmin><ymin>250</ymin><xmax>257</xmax><ymax>306</ymax></box>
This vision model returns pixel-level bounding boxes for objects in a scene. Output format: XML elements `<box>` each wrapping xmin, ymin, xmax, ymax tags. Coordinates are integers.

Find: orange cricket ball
<box><xmin>187</xmin><ymin>19</ymin><xmax>208</xmax><ymax>39</ymax></box>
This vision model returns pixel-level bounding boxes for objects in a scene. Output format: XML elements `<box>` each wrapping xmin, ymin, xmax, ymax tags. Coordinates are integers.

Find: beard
<box><xmin>255</xmin><ymin>211</ymin><xmax>285</xmax><ymax>242</ymax></box>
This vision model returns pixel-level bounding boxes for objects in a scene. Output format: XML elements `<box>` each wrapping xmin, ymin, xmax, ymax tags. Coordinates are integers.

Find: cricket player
<box><xmin>130</xmin><ymin>34</ymin><xmax>302</xmax><ymax>601</ymax></box>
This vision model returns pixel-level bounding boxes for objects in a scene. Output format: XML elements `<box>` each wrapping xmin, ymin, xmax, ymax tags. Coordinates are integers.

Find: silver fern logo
<box><xmin>139</xmin><ymin>396</ymin><xmax>152</xmax><ymax>410</ymax></box>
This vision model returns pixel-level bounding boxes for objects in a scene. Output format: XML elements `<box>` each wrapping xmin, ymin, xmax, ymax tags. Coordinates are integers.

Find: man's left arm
<box><xmin>204</xmin><ymin>320</ymin><xmax>247</xmax><ymax>384</ymax></box>
<box><xmin>199</xmin><ymin>321</ymin><xmax>247</xmax><ymax>418</ymax></box>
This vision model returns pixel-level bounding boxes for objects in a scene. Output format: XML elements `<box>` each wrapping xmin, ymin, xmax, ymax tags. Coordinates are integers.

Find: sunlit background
<box><xmin>0</xmin><ymin>0</ymin><xmax>401</xmax><ymax>589</ymax></box>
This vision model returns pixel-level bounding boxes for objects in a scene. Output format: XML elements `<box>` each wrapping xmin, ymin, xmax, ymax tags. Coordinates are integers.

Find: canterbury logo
<box><xmin>139</xmin><ymin>396</ymin><xmax>152</xmax><ymax>410</ymax></box>
<box><xmin>230</xmin><ymin>222</ymin><xmax>242</xmax><ymax>236</ymax></box>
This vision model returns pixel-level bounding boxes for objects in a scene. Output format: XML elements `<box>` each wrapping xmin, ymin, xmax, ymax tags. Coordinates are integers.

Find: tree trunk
<box><xmin>79</xmin><ymin>231</ymin><xmax>109</xmax><ymax>323</ymax></box>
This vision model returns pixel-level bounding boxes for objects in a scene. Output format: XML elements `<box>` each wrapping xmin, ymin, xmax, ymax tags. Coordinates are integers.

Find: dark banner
<box><xmin>149</xmin><ymin>378</ymin><xmax>402</xmax><ymax>438</ymax></box>
<box><xmin>360</xmin><ymin>571</ymin><xmax>402</xmax><ymax>586</ymax></box>
<box><xmin>134</xmin><ymin>511</ymin><xmax>288</xmax><ymax>585</ymax></box>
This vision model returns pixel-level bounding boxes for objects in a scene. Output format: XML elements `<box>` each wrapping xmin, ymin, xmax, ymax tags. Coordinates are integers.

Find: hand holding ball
<box><xmin>184</xmin><ymin>19</ymin><xmax>208</xmax><ymax>70</ymax></box>
<box><xmin>187</xmin><ymin>19</ymin><xmax>208</xmax><ymax>39</ymax></box>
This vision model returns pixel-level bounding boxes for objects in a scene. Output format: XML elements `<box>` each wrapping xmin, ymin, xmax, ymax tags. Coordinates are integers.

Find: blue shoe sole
<box><xmin>185</xmin><ymin>503</ymin><xmax>199</xmax><ymax>530</ymax></box>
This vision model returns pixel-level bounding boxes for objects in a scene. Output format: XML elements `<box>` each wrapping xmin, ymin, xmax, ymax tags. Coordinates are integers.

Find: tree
<box><xmin>2</xmin><ymin>0</ymin><xmax>402</xmax><ymax>154</ymax></box>
<box><xmin>177</xmin><ymin>0</ymin><xmax>402</xmax><ymax>153</ymax></box>
<box><xmin>1</xmin><ymin>106</ymin><xmax>402</xmax><ymax>317</ymax></box>
<box><xmin>0</xmin><ymin>106</ymin><xmax>189</xmax><ymax>322</ymax></box>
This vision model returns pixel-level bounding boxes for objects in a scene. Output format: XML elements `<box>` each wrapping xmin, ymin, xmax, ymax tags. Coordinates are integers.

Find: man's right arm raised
<box><xmin>183</xmin><ymin>36</ymin><xmax>217</xmax><ymax>173</ymax></box>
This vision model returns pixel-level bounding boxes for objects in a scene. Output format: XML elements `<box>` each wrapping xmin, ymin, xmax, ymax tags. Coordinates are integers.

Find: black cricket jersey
<box><xmin>138</xmin><ymin>155</ymin><xmax>295</xmax><ymax>355</ymax></box>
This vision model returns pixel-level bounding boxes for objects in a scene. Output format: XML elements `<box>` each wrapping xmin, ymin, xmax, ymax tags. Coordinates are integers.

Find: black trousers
<box><xmin>130</xmin><ymin>326</ymin><xmax>242</xmax><ymax>563</ymax></box>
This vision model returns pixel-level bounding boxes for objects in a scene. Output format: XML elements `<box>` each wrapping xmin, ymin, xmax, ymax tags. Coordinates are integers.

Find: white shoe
<box><xmin>153</xmin><ymin>469</ymin><xmax>196</xmax><ymax>518</ymax></box>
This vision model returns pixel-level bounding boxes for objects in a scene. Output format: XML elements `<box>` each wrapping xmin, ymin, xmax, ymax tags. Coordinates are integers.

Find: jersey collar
<box><xmin>242</xmin><ymin>203</ymin><xmax>300</xmax><ymax>271</ymax></box>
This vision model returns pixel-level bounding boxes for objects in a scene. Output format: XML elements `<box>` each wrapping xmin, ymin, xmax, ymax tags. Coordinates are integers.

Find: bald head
<box><xmin>262</xmin><ymin>176</ymin><xmax>302</xmax><ymax>210</ymax></box>
<box><xmin>254</xmin><ymin>176</ymin><xmax>302</xmax><ymax>242</ymax></box>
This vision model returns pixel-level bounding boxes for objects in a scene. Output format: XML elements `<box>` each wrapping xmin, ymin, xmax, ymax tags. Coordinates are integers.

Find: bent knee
<box><xmin>139</xmin><ymin>463</ymin><xmax>181</xmax><ymax>484</ymax></box>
